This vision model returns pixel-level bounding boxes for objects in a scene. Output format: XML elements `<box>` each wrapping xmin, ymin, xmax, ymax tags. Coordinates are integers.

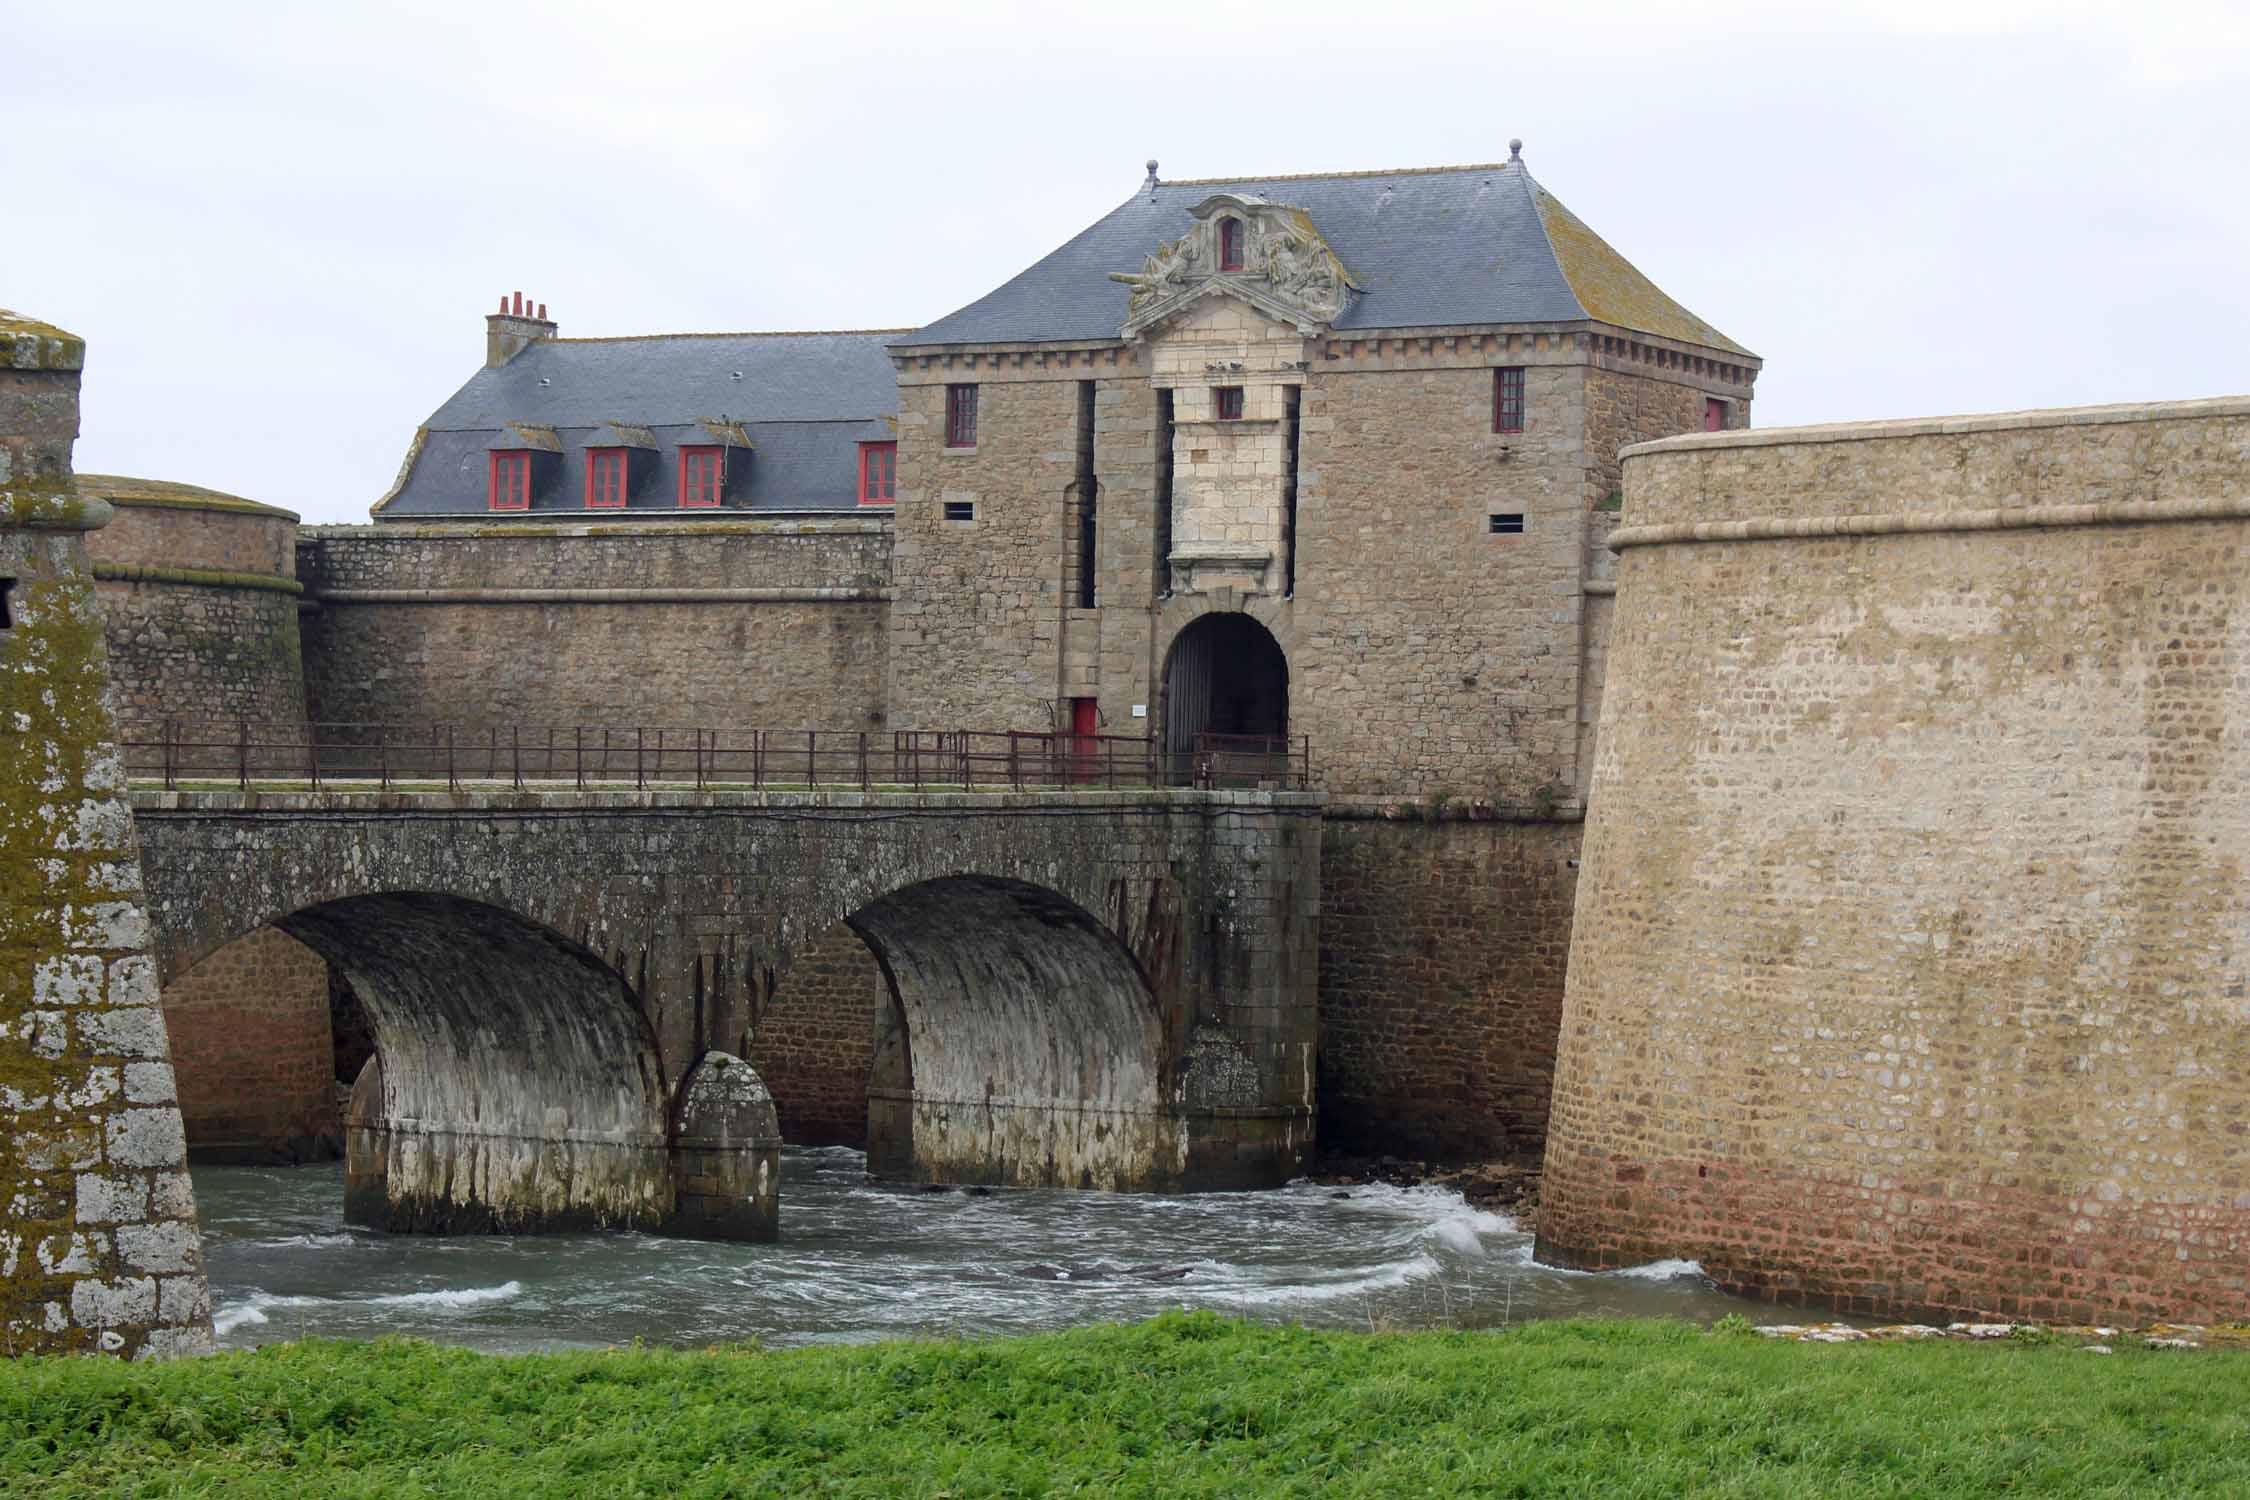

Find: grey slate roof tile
<box><xmin>895</xmin><ymin>160</ymin><xmax>1747</xmax><ymax>354</ymax></box>
<box><xmin>380</xmin><ymin>331</ymin><xmax>901</xmax><ymax>517</ymax></box>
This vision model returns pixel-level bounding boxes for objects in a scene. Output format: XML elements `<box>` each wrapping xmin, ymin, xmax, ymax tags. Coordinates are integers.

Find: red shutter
<box><xmin>584</xmin><ymin>449</ymin><xmax>627</xmax><ymax>508</ymax></box>
<box><xmin>488</xmin><ymin>450</ymin><xmax>531</xmax><ymax>510</ymax></box>
<box><xmin>678</xmin><ymin>446</ymin><xmax>725</xmax><ymax>507</ymax></box>
<box><xmin>1704</xmin><ymin>398</ymin><xmax>1727</xmax><ymax>431</ymax></box>
<box><xmin>859</xmin><ymin>442</ymin><xmax>896</xmax><ymax>504</ymax></box>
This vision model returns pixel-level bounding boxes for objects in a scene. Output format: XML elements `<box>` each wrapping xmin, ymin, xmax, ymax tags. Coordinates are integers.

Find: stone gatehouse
<box><xmin>93</xmin><ymin>148</ymin><xmax>1756</xmax><ymax>1172</ymax></box>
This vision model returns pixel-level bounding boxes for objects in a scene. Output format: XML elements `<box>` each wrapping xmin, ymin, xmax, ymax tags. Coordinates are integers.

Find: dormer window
<box><xmin>859</xmin><ymin>441</ymin><xmax>897</xmax><ymax>505</ymax></box>
<box><xmin>585</xmin><ymin>448</ymin><xmax>628</xmax><ymax>508</ymax></box>
<box><xmin>488</xmin><ymin>450</ymin><xmax>532</xmax><ymax>510</ymax></box>
<box><xmin>1219</xmin><ymin>218</ymin><xmax>1244</xmax><ymax>272</ymax></box>
<box><xmin>679</xmin><ymin>445</ymin><xmax>726</xmax><ymax>507</ymax></box>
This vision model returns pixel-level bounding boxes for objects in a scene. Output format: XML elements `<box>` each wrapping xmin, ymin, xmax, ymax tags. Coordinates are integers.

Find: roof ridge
<box><xmin>1160</xmin><ymin>161</ymin><xmax>1518</xmax><ymax>187</ymax></box>
<box><xmin>550</xmin><ymin>329</ymin><xmax>919</xmax><ymax>344</ymax></box>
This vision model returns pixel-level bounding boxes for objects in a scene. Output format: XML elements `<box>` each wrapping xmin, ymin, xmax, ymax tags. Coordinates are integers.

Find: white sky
<box><xmin>11</xmin><ymin>0</ymin><xmax>2249</xmax><ymax>524</ymax></box>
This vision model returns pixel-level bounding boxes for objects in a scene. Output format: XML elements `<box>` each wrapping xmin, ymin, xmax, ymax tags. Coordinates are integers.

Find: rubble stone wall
<box><xmin>159</xmin><ymin>926</ymin><xmax>336</xmax><ymax>1164</ymax></box>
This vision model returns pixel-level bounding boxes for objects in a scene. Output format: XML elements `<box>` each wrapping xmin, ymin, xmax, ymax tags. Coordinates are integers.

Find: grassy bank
<box><xmin>8</xmin><ymin>1315</ymin><xmax>2250</xmax><ymax>1497</ymax></box>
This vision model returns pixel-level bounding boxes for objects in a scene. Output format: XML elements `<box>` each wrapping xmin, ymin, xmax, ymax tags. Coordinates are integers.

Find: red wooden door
<box><xmin>1069</xmin><ymin>697</ymin><xmax>1098</xmax><ymax>782</ymax></box>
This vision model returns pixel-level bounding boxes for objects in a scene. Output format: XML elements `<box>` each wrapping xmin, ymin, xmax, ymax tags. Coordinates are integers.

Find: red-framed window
<box><xmin>678</xmin><ymin>445</ymin><xmax>726</xmax><ymax>507</ymax></box>
<box><xmin>859</xmin><ymin>441</ymin><xmax>897</xmax><ymax>505</ymax></box>
<box><xmin>1704</xmin><ymin>397</ymin><xmax>1728</xmax><ymax>432</ymax></box>
<box><xmin>1494</xmin><ymin>366</ymin><xmax>1526</xmax><ymax>433</ymax></box>
<box><xmin>585</xmin><ymin>448</ymin><xmax>628</xmax><ymax>508</ymax></box>
<box><xmin>488</xmin><ymin>450</ymin><xmax>531</xmax><ymax>510</ymax></box>
<box><xmin>1214</xmin><ymin>386</ymin><xmax>1245</xmax><ymax>421</ymax></box>
<box><xmin>945</xmin><ymin>384</ymin><xmax>978</xmax><ymax>448</ymax></box>
<box><xmin>1219</xmin><ymin>218</ymin><xmax>1244</xmax><ymax>272</ymax></box>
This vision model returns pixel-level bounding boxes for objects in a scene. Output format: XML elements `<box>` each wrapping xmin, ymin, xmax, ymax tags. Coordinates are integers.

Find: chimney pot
<box><xmin>537</xmin><ymin>303</ymin><xmax>547</xmax><ymax>319</ymax></box>
<box><xmin>498</xmin><ymin>295</ymin><xmax>509</xmax><ymax>312</ymax></box>
<box><xmin>513</xmin><ymin>291</ymin><xmax>524</xmax><ymax>315</ymax></box>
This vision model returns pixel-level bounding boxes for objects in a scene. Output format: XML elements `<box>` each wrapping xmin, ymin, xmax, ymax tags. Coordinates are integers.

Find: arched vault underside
<box><xmin>851</xmin><ymin>876</ymin><xmax>1173</xmax><ymax>1190</ymax></box>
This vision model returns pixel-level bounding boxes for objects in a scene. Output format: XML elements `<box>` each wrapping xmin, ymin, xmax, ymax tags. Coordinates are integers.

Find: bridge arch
<box><xmin>846</xmin><ymin>875</ymin><xmax>1168</xmax><ymax>1190</ymax></box>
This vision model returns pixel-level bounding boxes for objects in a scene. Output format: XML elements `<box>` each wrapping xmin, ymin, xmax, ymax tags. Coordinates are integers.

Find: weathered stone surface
<box><xmin>1541</xmin><ymin>395</ymin><xmax>2250</xmax><ymax>1327</ymax></box>
<box><xmin>134</xmin><ymin>786</ymin><xmax>1322</xmax><ymax>1210</ymax></box>
<box><xmin>0</xmin><ymin>313</ymin><xmax>213</xmax><ymax>1360</ymax></box>
<box><xmin>157</xmin><ymin>926</ymin><xmax>335</xmax><ymax>1162</ymax></box>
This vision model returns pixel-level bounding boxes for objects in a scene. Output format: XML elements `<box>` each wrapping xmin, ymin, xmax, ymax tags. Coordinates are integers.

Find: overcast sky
<box><xmin>11</xmin><ymin>0</ymin><xmax>2248</xmax><ymax>524</ymax></box>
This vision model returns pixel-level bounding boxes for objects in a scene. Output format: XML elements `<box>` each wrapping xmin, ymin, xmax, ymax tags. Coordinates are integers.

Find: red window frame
<box><xmin>678</xmin><ymin>445</ymin><xmax>726</xmax><ymax>507</ymax></box>
<box><xmin>584</xmin><ymin>447</ymin><xmax>628</xmax><ymax>508</ymax></box>
<box><xmin>1214</xmin><ymin>386</ymin><xmax>1245</xmax><ymax>421</ymax></box>
<box><xmin>858</xmin><ymin>441</ymin><xmax>897</xmax><ymax>505</ymax></box>
<box><xmin>488</xmin><ymin>450</ymin><xmax>531</xmax><ymax>510</ymax></box>
<box><xmin>1704</xmin><ymin>397</ymin><xmax>1728</xmax><ymax>432</ymax></box>
<box><xmin>1494</xmin><ymin>366</ymin><xmax>1526</xmax><ymax>433</ymax></box>
<box><xmin>945</xmin><ymin>384</ymin><xmax>978</xmax><ymax>448</ymax></box>
<box><xmin>1219</xmin><ymin>218</ymin><xmax>1244</xmax><ymax>272</ymax></box>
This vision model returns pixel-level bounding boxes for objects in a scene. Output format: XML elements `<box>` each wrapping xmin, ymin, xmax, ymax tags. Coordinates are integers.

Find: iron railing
<box><xmin>117</xmin><ymin>719</ymin><xmax>1313</xmax><ymax>794</ymax></box>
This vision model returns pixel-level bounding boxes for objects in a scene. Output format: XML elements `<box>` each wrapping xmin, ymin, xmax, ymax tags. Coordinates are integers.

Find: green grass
<box><xmin>6</xmin><ymin>1315</ymin><xmax>2248</xmax><ymax>1497</ymax></box>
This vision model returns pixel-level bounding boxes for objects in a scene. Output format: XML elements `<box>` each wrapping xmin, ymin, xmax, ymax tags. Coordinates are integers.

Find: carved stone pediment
<box><xmin>1113</xmin><ymin>193</ymin><xmax>1359</xmax><ymax>339</ymax></box>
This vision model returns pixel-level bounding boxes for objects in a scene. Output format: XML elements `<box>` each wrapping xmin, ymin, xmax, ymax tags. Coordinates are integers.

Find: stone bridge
<box><xmin>129</xmin><ymin>787</ymin><xmax>1321</xmax><ymax>1240</ymax></box>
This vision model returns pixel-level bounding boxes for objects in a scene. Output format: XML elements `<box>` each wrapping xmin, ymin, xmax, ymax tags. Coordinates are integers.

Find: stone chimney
<box><xmin>0</xmin><ymin>310</ymin><xmax>215</xmax><ymax>1359</ymax></box>
<box><xmin>485</xmin><ymin>290</ymin><xmax>558</xmax><ymax>367</ymax></box>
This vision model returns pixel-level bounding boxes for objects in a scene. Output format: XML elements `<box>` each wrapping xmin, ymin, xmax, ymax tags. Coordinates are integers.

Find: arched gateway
<box><xmin>1161</xmin><ymin>612</ymin><xmax>1290</xmax><ymax>786</ymax></box>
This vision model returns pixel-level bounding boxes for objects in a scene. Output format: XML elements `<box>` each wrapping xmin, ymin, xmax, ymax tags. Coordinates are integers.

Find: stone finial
<box><xmin>1144</xmin><ymin>159</ymin><xmax>1160</xmax><ymax>199</ymax></box>
<box><xmin>1509</xmin><ymin>138</ymin><xmax>1523</xmax><ymax>160</ymax></box>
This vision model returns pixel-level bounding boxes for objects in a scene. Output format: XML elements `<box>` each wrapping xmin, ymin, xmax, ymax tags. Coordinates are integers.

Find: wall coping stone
<box><xmin>1620</xmin><ymin>393</ymin><xmax>2250</xmax><ymax>459</ymax></box>
<box><xmin>129</xmin><ymin>787</ymin><xmax>1326</xmax><ymax>815</ymax></box>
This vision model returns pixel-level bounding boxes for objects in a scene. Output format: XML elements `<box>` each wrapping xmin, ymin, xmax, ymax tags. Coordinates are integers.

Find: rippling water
<box><xmin>195</xmin><ymin>1148</ymin><xmax>1764</xmax><ymax>1353</ymax></box>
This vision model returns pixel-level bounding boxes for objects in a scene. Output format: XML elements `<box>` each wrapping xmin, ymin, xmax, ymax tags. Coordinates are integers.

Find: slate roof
<box><xmin>377</xmin><ymin>331</ymin><xmax>903</xmax><ymax>518</ymax></box>
<box><xmin>895</xmin><ymin>159</ymin><xmax>1751</xmax><ymax>356</ymax></box>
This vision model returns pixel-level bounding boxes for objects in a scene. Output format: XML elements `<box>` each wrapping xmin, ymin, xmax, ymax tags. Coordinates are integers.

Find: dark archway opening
<box><xmin>845</xmin><ymin>875</ymin><xmax>1173</xmax><ymax>1190</ymax></box>
<box><xmin>243</xmin><ymin>893</ymin><xmax>675</xmax><ymax>1234</ymax></box>
<box><xmin>1161</xmin><ymin>612</ymin><xmax>1289</xmax><ymax>785</ymax></box>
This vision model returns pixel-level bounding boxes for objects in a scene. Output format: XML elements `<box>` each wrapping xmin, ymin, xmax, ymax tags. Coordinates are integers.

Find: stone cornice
<box><xmin>1609</xmin><ymin>496</ymin><xmax>2250</xmax><ymax>552</ymax></box>
<box><xmin>93</xmin><ymin>563</ymin><xmax>303</xmax><ymax>596</ymax></box>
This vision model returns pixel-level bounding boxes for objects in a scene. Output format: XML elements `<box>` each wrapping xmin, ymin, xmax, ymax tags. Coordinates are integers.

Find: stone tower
<box><xmin>0</xmin><ymin>310</ymin><xmax>212</xmax><ymax>1358</ymax></box>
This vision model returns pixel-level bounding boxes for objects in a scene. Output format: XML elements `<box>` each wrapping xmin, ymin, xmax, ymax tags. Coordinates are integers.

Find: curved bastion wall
<box><xmin>77</xmin><ymin>475</ymin><xmax>308</xmax><ymax>737</ymax></box>
<box><xmin>1537</xmin><ymin>395</ymin><xmax>2250</xmax><ymax>1326</ymax></box>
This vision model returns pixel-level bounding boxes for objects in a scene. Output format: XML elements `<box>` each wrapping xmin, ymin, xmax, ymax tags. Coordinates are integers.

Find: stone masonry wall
<box><xmin>80</xmin><ymin>484</ymin><xmax>307</xmax><ymax>742</ymax></box>
<box><xmin>0</xmin><ymin>311</ymin><xmax>212</xmax><ymax>1358</ymax></box>
<box><xmin>1288</xmin><ymin>342</ymin><xmax>1588</xmax><ymax>800</ymax></box>
<box><xmin>160</xmin><ymin>926</ymin><xmax>336</xmax><ymax>1163</ymax></box>
<box><xmin>1541</xmin><ymin>395</ymin><xmax>2250</xmax><ymax>1327</ymax></box>
<box><xmin>891</xmin><ymin>354</ymin><xmax>1142</xmax><ymax>729</ymax></box>
<box><xmin>299</xmin><ymin>520</ymin><xmax>889</xmax><ymax>732</ymax></box>
<box><xmin>1318</xmin><ymin>814</ymin><xmax>1581</xmax><ymax>1160</ymax></box>
<box><xmin>745</xmin><ymin>919</ymin><xmax>884</xmax><ymax>1147</ymax></box>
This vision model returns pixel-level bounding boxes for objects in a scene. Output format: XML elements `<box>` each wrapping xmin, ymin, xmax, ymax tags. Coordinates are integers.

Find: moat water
<box><xmin>195</xmin><ymin>1148</ymin><xmax>1769</xmax><ymax>1353</ymax></box>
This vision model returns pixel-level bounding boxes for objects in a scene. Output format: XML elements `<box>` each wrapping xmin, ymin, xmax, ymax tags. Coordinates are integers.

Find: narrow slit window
<box><xmin>1494</xmin><ymin>367</ymin><xmax>1526</xmax><ymax>433</ymax></box>
<box><xmin>1489</xmin><ymin>512</ymin><xmax>1525</xmax><ymax>535</ymax></box>
<box><xmin>946</xmin><ymin>384</ymin><xmax>978</xmax><ymax>448</ymax></box>
<box><xmin>944</xmin><ymin>499</ymin><xmax>976</xmax><ymax>522</ymax></box>
<box><xmin>585</xmin><ymin>448</ymin><xmax>628</xmax><ymax>508</ymax></box>
<box><xmin>679</xmin><ymin>445</ymin><xmax>725</xmax><ymax>507</ymax></box>
<box><xmin>488</xmin><ymin>450</ymin><xmax>532</xmax><ymax>510</ymax></box>
<box><xmin>859</xmin><ymin>441</ymin><xmax>897</xmax><ymax>505</ymax></box>
<box><xmin>0</xmin><ymin>578</ymin><xmax>13</xmax><ymax>630</ymax></box>
<box><xmin>1219</xmin><ymin>218</ymin><xmax>1244</xmax><ymax>272</ymax></box>
<box><xmin>1214</xmin><ymin>386</ymin><xmax>1244</xmax><ymax>421</ymax></box>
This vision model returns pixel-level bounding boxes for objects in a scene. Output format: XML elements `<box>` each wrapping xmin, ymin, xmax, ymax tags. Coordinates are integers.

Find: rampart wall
<box><xmin>298</xmin><ymin>519</ymin><xmax>891</xmax><ymax>732</ymax></box>
<box><xmin>1540</xmin><ymin>395</ymin><xmax>2250</xmax><ymax>1326</ymax></box>
<box><xmin>79</xmin><ymin>477</ymin><xmax>307</xmax><ymax>735</ymax></box>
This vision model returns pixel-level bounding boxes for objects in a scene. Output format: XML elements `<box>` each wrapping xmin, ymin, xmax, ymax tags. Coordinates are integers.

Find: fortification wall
<box><xmin>1540</xmin><ymin>395</ymin><xmax>2250</xmax><ymax>1326</ymax></box>
<box><xmin>745</xmin><ymin>920</ymin><xmax>885</xmax><ymax>1147</ymax></box>
<box><xmin>1319</xmin><ymin>812</ymin><xmax>1580</xmax><ymax>1160</ymax></box>
<box><xmin>78</xmin><ymin>477</ymin><xmax>307</xmax><ymax>736</ymax></box>
<box><xmin>299</xmin><ymin>519</ymin><xmax>890</xmax><ymax>732</ymax></box>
